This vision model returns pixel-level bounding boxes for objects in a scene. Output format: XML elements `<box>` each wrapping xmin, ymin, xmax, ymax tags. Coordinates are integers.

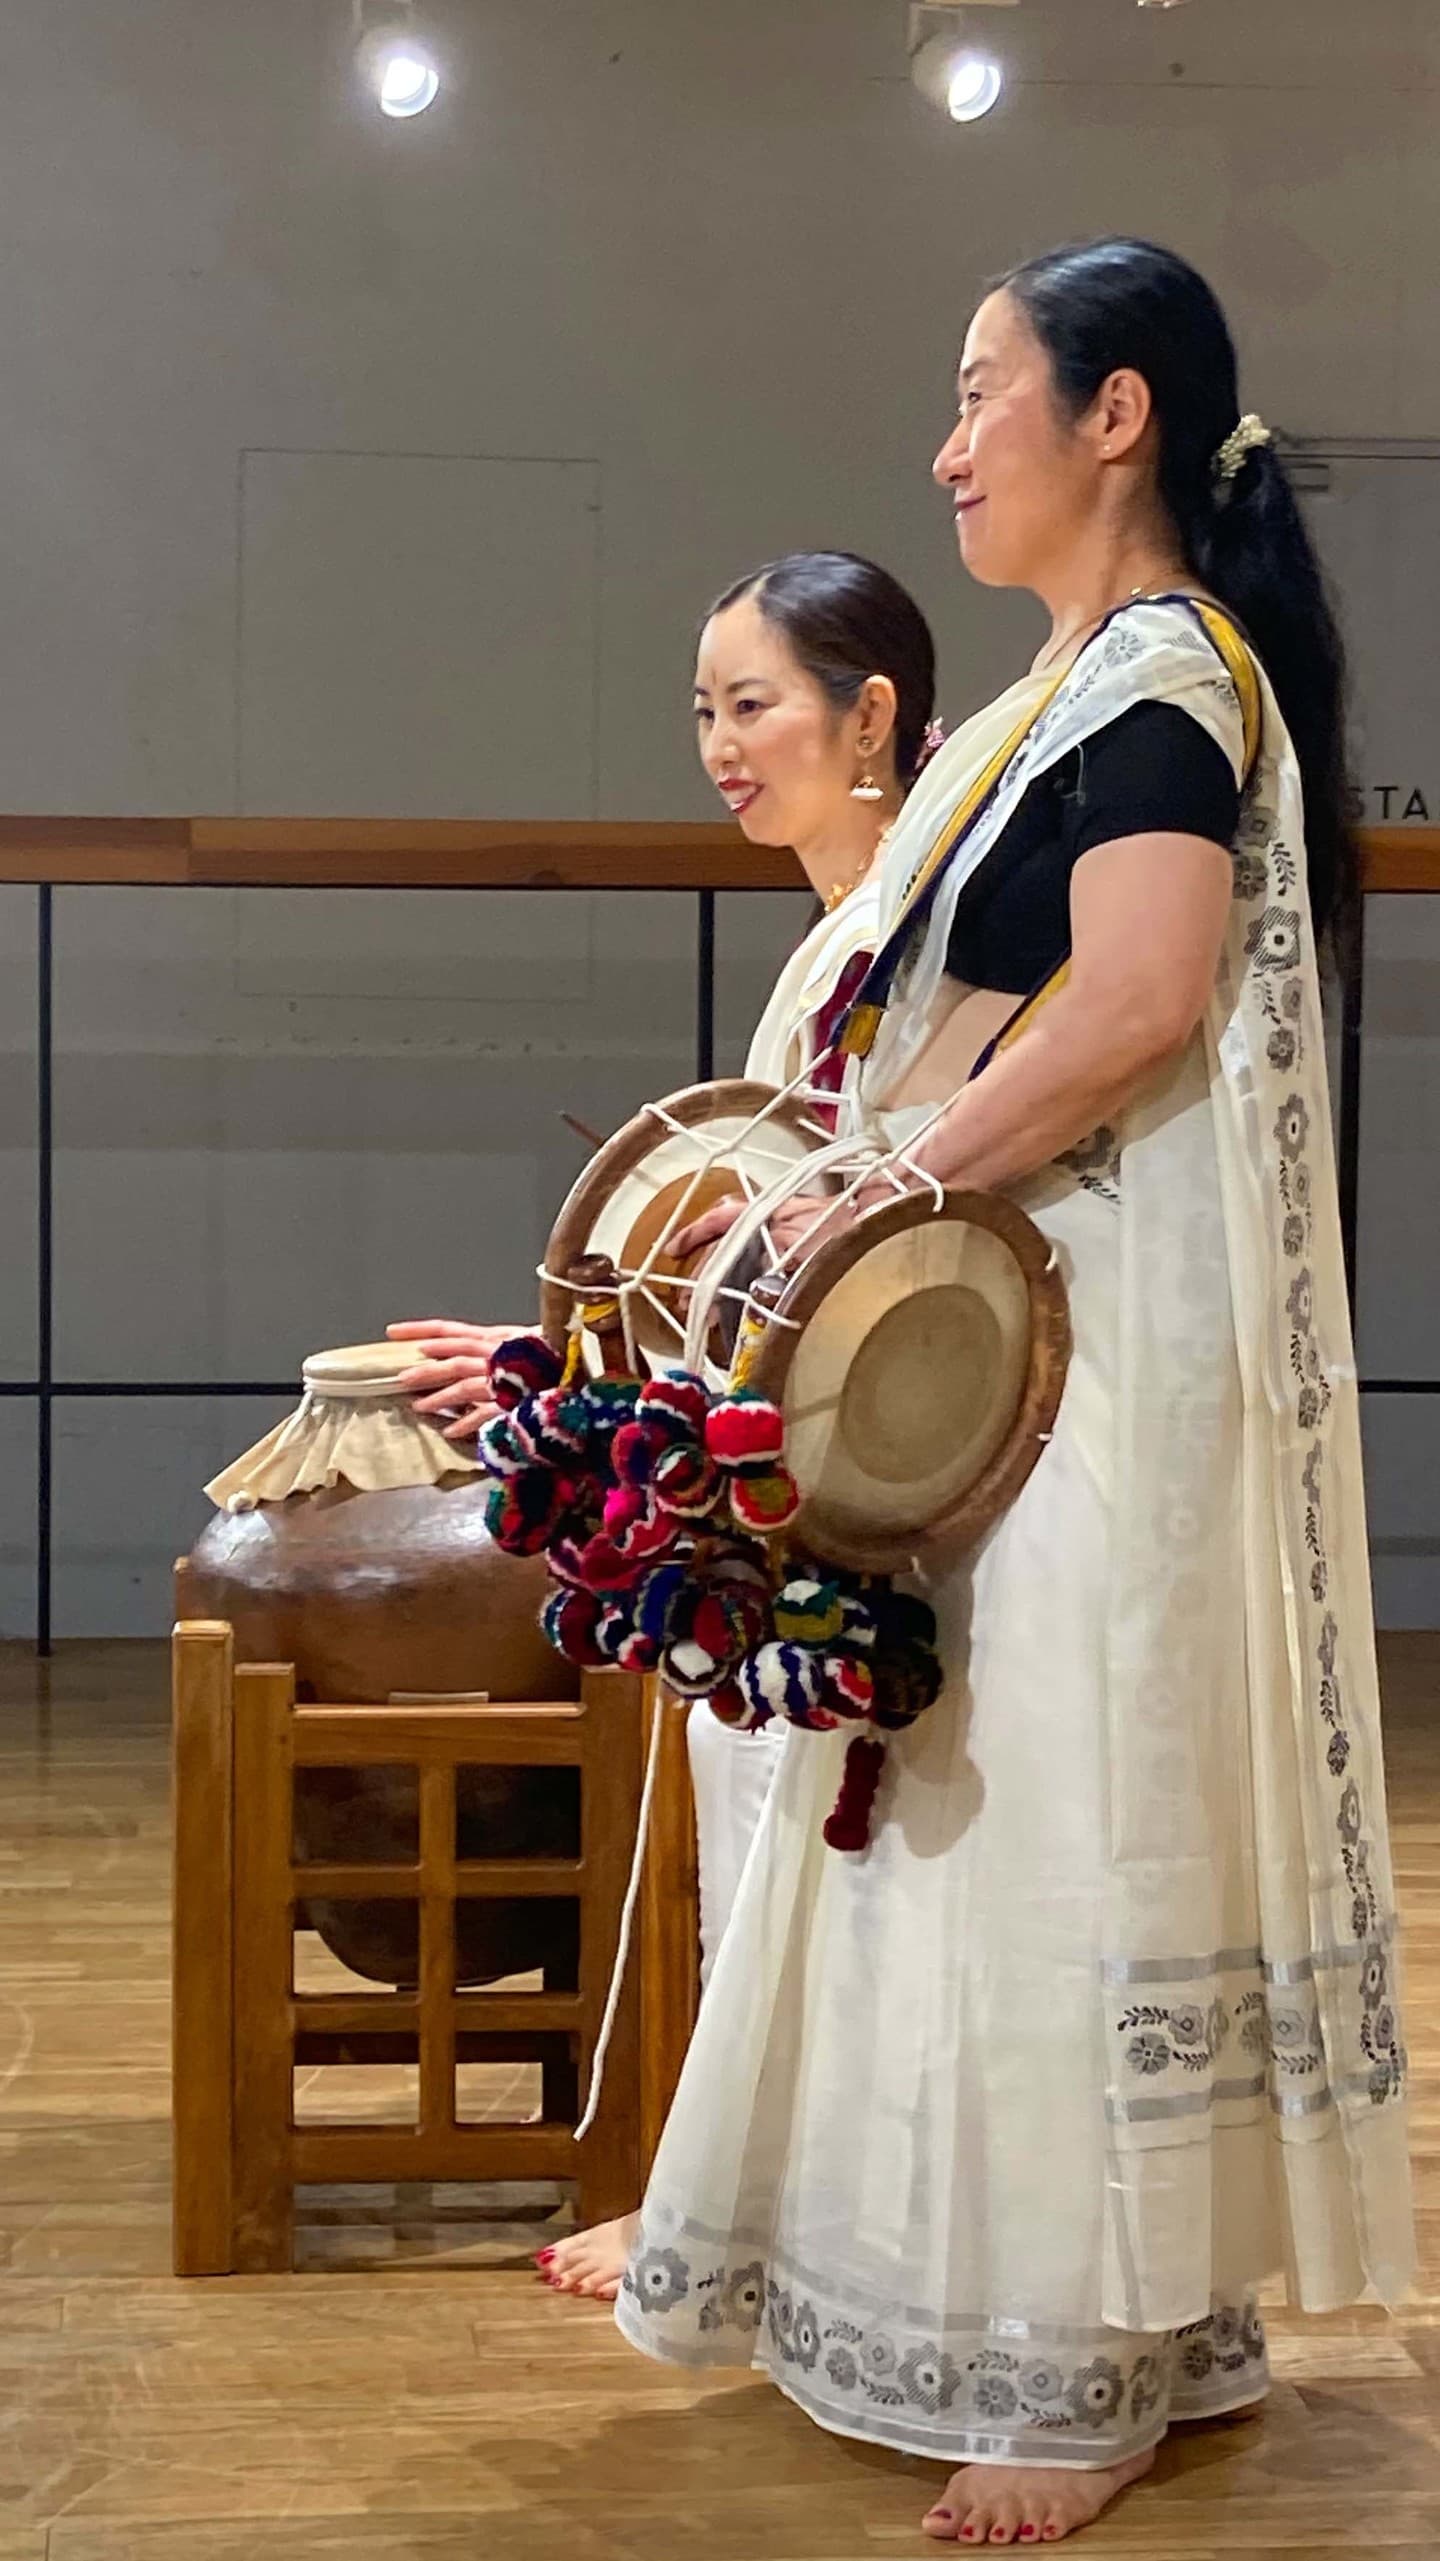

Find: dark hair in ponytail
<box><xmin>997</xmin><ymin>237</ymin><xmax>1357</xmax><ymax>966</ymax></box>
<box><xmin>705</xmin><ymin>550</ymin><xmax>937</xmax><ymax>789</ymax></box>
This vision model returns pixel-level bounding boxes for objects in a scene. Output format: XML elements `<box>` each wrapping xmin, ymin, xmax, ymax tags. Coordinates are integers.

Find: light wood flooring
<box><xmin>2</xmin><ymin>1635</ymin><xmax>1438</xmax><ymax>2559</ymax></box>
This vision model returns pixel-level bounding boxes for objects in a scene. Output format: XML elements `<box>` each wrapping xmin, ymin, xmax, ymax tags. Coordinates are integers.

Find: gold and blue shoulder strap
<box><xmin>839</xmin><ymin>679</ymin><xmax>1065</xmax><ymax>1061</ymax></box>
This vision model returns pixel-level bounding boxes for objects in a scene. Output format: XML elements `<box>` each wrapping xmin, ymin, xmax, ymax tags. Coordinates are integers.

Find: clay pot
<box><xmin>176</xmin><ymin>1348</ymin><xmax>580</xmax><ymax>1990</ymax></box>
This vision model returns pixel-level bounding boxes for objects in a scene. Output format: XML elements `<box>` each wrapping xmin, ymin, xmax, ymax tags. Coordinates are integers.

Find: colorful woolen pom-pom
<box><xmin>540</xmin><ymin>1584</ymin><xmax>607</xmax><ymax>1667</ymax></box>
<box><xmin>600</xmin><ymin>1484</ymin><xmax>678</xmax><ymax>1571</ymax></box>
<box><xmin>823</xmin><ymin>1735</ymin><xmax>888</xmax><ymax>1852</ymax></box>
<box><xmin>487</xmin><ymin>1334</ymin><xmax>564</xmax><ymax>1412</ymax></box>
<box><xmin>707</xmin><ymin>1678</ymin><xmax>769</xmax><ymax>1731</ymax></box>
<box><xmin>736</xmin><ymin>1641</ymin><xmax>838</xmax><ymax>1731</ymax></box>
<box><xmin>518</xmin><ymin>1388</ymin><xmax>589</xmax><ymax>1469</ymax></box>
<box><xmin>729</xmin><ymin>1466</ymin><xmax>801</xmax><ymax>1536</ymax></box>
<box><xmin>610</xmin><ymin>1416</ymin><xmax>672</xmax><ymax>1488</ymax></box>
<box><xmin>476</xmin><ymin>1412</ymin><xmax>530</xmax><ymax>1479</ymax></box>
<box><xmin>813</xmin><ymin>1646</ymin><xmax>876</xmax><ymax>1722</ymax></box>
<box><xmin>639</xmin><ymin>1370</ymin><xmax>711</xmax><ymax>1438</ymax></box>
<box><xmin>650</xmin><ymin>1441</ymin><xmax>723</xmax><ymax>1518</ymax></box>
<box><xmin>705</xmin><ymin>1392</ymin><xmax>786</xmax><ymax>1471</ymax></box>
<box><xmin>773</xmin><ymin>1577</ymin><xmax>847</xmax><ymax>1647</ymax></box>
<box><xmin>485</xmin><ymin>1469</ymin><xmax>570</xmax><ymax>1558</ymax></box>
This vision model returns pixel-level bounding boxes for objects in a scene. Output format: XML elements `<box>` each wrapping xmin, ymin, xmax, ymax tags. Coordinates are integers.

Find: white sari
<box><xmin>617</xmin><ymin>598</ymin><xmax>1415</xmax><ymax>2467</ymax></box>
<box><xmin>687</xmin><ymin>881</ymin><xmax>883</xmax><ymax>1978</ymax></box>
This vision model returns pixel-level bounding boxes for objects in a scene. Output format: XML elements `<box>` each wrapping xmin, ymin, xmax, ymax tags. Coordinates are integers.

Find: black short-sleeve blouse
<box><xmin>944</xmin><ymin>700</ymin><xmax>1240</xmax><ymax>996</ymax></box>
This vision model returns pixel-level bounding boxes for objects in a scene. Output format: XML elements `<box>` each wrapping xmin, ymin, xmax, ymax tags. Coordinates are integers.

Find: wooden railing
<box><xmin>0</xmin><ymin>815</ymin><xmax>1431</xmax><ymax>892</ymax></box>
<box><xmin>4</xmin><ymin>815</ymin><xmax>1437</xmax><ymax>1650</ymax></box>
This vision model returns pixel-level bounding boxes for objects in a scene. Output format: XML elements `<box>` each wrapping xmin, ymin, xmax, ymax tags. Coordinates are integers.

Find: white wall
<box><xmin>0</xmin><ymin>0</ymin><xmax>1435</xmax><ymax>1633</ymax></box>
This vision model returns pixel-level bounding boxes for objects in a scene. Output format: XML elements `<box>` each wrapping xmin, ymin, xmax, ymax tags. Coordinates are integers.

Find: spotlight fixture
<box><xmin>353</xmin><ymin>1</ymin><xmax>441</xmax><ymax>119</ymax></box>
<box><xmin>909</xmin><ymin>2</ymin><xmax>1016</xmax><ymax>125</ymax></box>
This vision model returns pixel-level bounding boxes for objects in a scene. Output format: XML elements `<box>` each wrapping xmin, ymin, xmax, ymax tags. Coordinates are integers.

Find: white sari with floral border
<box><xmin>616</xmin><ymin>598</ymin><xmax>1414</xmax><ymax>2469</ymax></box>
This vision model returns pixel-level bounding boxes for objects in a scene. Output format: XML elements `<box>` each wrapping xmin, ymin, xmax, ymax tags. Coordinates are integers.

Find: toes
<box><xmin>922</xmin><ymin>2478</ymin><xmax>967</xmax><ymax>2542</ymax></box>
<box><xmin>986</xmin><ymin>2502</ymin><xmax>1024</xmax><ymax>2545</ymax></box>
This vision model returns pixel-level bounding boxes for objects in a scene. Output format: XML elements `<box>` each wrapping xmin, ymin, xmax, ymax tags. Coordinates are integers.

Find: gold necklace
<box><xmin>822</xmin><ymin>822</ymin><xmax>893</xmax><ymax>915</ymax></box>
<box><xmin>1032</xmin><ymin>577</ymin><xmax>1186</xmax><ymax>677</ymax></box>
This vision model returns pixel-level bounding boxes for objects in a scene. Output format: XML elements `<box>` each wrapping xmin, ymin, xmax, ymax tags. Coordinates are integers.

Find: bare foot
<box><xmin>922</xmin><ymin>2447</ymin><xmax>1156</xmax><ymax>2544</ymax></box>
<box><xmin>536</xmin><ymin>2212</ymin><xmax>639</xmax><ymax>2302</ymax></box>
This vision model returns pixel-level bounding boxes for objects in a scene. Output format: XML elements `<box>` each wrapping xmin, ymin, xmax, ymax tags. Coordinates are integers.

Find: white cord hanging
<box><xmin>572</xmin><ymin>1682</ymin><xmax>668</xmax><ymax>2142</ymax></box>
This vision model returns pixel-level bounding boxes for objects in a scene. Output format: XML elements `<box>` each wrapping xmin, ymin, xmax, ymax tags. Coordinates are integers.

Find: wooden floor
<box><xmin>2</xmin><ymin>1638</ymin><xmax>1438</xmax><ymax>2561</ymax></box>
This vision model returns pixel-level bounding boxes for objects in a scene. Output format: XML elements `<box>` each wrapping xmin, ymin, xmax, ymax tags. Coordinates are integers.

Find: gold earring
<box><xmin>851</xmin><ymin>737</ymin><xmax>884</xmax><ymax>802</ymax></box>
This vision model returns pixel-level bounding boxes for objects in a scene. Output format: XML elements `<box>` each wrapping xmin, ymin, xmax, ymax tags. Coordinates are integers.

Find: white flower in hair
<box><xmin>1213</xmin><ymin>413</ymin><xmax>1273</xmax><ymax>485</ymax></box>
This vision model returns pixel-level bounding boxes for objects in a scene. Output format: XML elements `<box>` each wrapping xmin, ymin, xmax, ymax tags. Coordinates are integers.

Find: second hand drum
<box><xmin>539</xmin><ymin>1078</ymin><xmax>1072</xmax><ymax>1575</ymax></box>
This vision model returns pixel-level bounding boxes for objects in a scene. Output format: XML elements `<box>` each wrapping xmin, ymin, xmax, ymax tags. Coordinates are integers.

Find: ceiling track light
<box><xmin>908</xmin><ymin>1</ymin><xmax>1015</xmax><ymax>125</ymax></box>
<box><xmin>353</xmin><ymin>0</ymin><xmax>441</xmax><ymax>119</ymax></box>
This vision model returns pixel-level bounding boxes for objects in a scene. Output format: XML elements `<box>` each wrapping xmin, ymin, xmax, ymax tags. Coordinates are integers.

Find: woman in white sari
<box><xmin>389</xmin><ymin>549</ymin><xmax>940</xmax><ymax>2294</ymax></box>
<box><xmin>616</xmin><ymin>240</ymin><xmax>1414</xmax><ymax>2546</ymax></box>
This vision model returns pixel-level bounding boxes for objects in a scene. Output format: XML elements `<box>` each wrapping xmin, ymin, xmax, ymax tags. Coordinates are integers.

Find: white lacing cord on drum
<box><xmin>537</xmin><ymin>1057</ymin><xmax>844</xmax><ymax>1371</ymax></box>
<box><xmin>679</xmin><ymin>1087</ymin><xmax>960</xmax><ymax>1372</ymax></box>
<box><xmin>538</xmin><ymin>1066</ymin><xmax>977</xmax><ymax>1386</ymax></box>
<box><xmin>572</xmin><ymin>1680</ymin><xmax>667</xmax><ymax>2143</ymax></box>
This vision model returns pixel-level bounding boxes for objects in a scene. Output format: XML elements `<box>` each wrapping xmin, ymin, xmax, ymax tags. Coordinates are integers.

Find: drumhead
<box><xmin>542</xmin><ymin>1079</ymin><xmax>828</xmax><ymax>1371</ymax></box>
<box><xmin>747</xmin><ymin>1193</ymin><xmax>1070</xmax><ymax>1573</ymax></box>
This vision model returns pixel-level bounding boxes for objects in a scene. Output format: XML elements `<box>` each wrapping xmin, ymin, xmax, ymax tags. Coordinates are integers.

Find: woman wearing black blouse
<box><xmin>625</xmin><ymin>240</ymin><xmax>1414</xmax><ymax>2549</ymax></box>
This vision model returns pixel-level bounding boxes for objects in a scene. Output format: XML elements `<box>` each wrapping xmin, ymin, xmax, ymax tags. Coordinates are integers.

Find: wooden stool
<box><xmin>171</xmin><ymin>1619</ymin><xmax>699</xmax><ymax>2275</ymax></box>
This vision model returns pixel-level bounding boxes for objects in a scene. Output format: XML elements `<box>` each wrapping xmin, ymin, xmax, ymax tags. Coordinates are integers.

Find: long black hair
<box><xmin>997</xmin><ymin>237</ymin><xmax>1357</xmax><ymax>964</ymax></box>
<box><xmin>705</xmin><ymin>551</ymin><xmax>937</xmax><ymax>790</ymax></box>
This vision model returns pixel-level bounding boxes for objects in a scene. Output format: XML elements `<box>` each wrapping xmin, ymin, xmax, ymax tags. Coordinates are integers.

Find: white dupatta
<box><xmin>845</xmin><ymin>595</ymin><xmax>1414</xmax><ymax>2312</ymax></box>
<box><xmin>744</xmin><ymin>879</ymin><xmax>881</xmax><ymax>1089</ymax></box>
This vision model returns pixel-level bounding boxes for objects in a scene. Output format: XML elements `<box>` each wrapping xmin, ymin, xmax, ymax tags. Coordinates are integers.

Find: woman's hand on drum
<box><xmin>671</xmin><ymin>1191</ymin><xmax>857</xmax><ymax>1270</ymax></box>
<box><xmin>764</xmin><ymin>1191</ymin><xmax>860</xmax><ymax>1264</ymax></box>
<box><xmin>668</xmin><ymin>1197</ymin><xmax>746</xmax><ymax>1256</ymax></box>
<box><xmin>385</xmin><ymin>1319</ymin><xmax>518</xmax><ymax>1441</ymax></box>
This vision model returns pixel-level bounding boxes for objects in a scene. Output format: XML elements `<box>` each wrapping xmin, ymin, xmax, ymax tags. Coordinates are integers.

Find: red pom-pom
<box><xmin>708</xmin><ymin>1680</ymin><xmax>768</xmax><ymax>1731</ymax></box>
<box><xmin>640</xmin><ymin>1372</ymin><xmax>710</xmax><ymax>1437</ymax></box>
<box><xmin>605</xmin><ymin>1486</ymin><xmax>680</xmax><ymax>1569</ymax></box>
<box><xmin>691</xmin><ymin>1591</ymin><xmax>732</xmax><ymax>1660</ymax></box>
<box><xmin>823</xmin><ymin>1735</ymin><xmax>887</xmax><ymax>1852</ymax></box>
<box><xmin>576</xmin><ymin>1536</ymin><xmax>642</xmax><ymax>1593</ymax></box>
<box><xmin>488</xmin><ymin>1333</ymin><xmax>565</xmax><ymax>1412</ymax></box>
<box><xmin>651</xmin><ymin>1442</ymin><xmax>722</xmax><ymax>1519</ymax></box>
<box><xmin>612</xmin><ymin>1416</ymin><xmax>671</xmax><ymax>1488</ymax></box>
<box><xmin>729</xmin><ymin>1466</ymin><xmax>801</xmax><ymax>1534</ymax></box>
<box><xmin>706</xmin><ymin>1394</ymin><xmax>786</xmax><ymax>1470</ymax></box>
<box><xmin>816</xmin><ymin>1648</ymin><xmax>875</xmax><ymax>1722</ymax></box>
<box><xmin>540</xmin><ymin>1584</ymin><xmax>606</xmax><ymax>1666</ymax></box>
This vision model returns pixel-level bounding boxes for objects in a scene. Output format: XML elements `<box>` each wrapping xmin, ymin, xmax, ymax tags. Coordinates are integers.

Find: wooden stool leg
<box><xmin>171</xmin><ymin>1619</ymin><xmax>237</xmax><ymax>2275</ymax></box>
<box><xmin>542</xmin><ymin>2040</ymin><xmax>580</xmax><ymax>2125</ymax></box>
<box><xmin>232</xmin><ymin>1662</ymin><xmax>298</xmax><ymax>2273</ymax></box>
